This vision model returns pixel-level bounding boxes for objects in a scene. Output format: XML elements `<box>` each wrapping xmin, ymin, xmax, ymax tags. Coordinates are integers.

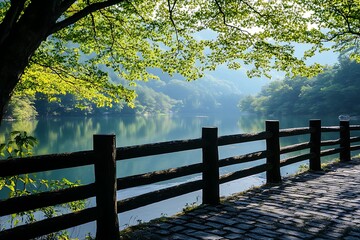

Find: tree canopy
<box><xmin>239</xmin><ymin>56</ymin><xmax>360</xmax><ymax>116</ymax></box>
<box><xmin>1</xmin><ymin>0</ymin><xmax>360</xmax><ymax>121</ymax></box>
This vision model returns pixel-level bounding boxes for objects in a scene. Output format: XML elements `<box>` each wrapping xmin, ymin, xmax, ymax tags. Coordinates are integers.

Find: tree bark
<box><xmin>0</xmin><ymin>1</ymin><xmax>61</xmax><ymax>122</ymax></box>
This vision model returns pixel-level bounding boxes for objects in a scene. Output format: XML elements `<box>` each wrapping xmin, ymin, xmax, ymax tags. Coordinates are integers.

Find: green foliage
<box><xmin>33</xmin><ymin>93</ymin><xmax>95</xmax><ymax>117</ymax></box>
<box><xmin>4</xmin><ymin>96</ymin><xmax>38</xmax><ymax>120</ymax></box>
<box><xmin>3</xmin><ymin>0</ymin><xmax>360</xmax><ymax>122</ymax></box>
<box><xmin>0</xmin><ymin>131</ymin><xmax>38</xmax><ymax>158</ymax></box>
<box><xmin>239</xmin><ymin>57</ymin><xmax>360</xmax><ymax>116</ymax></box>
<box><xmin>133</xmin><ymin>85</ymin><xmax>181</xmax><ymax>115</ymax></box>
<box><xmin>9</xmin><ymin>68</ymin><xmax>243</xmax><ymax>117</ymax></box>
<box><xmin>297</xmin><ymin>164</ymin><xmax>309</xmax><ymax>174</ymax></box>
<box><xmin>0</xmin><ymin>132</ymin><xmax>85</xmax><ymax>239</ymax></box>
<box><xmin>182</xmin><ymin>200</ymin><xmax>200</xmax><ymax>213</ymax></box>
<box><xmin>2</xmin><ymin>0</ymin><xmax>351</xmax><ymax>115</ymax></box>
<box><xmin>297</xmin><ymin>158</ymin><xmax>341</xmax><ymax>174</ymax></box>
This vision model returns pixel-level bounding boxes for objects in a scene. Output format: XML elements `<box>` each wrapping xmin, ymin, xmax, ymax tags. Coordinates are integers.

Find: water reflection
<box><xmin>0</xmin><ymin>120</ymin><xmax>38</xmax><ymax>143</ymax></box>
<box><xmin>0</xmin><ymin>114</ymin><xmax>351</xmax><ymax>181</ymax></box>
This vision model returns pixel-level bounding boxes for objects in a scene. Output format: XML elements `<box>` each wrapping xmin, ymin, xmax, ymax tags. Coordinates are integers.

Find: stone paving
<box><xmin>121</xmin><ymin>159</ymin><xmax>360</xmax><ymax>239</ymax></box>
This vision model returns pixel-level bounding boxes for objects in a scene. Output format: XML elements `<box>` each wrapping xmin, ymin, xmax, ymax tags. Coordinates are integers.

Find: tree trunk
<box><xmin>0</xmin><ymin>1</ymin><xmax>61</xmax><ymax>122</ymax></box>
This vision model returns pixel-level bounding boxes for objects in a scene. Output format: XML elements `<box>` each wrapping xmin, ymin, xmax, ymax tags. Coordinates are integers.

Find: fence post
<box><xmin>309</xmin><ymin>119</ymin><xmax>322</xmax><ymax>171</ymax></box>
<box><xmin>93</xmin><ymin>134</ymin><xmax>120</xmax><ymax>240</ymax></box>
<box><xmin>266</xmin><ymin>121</ymin><xmax>281</xmax><ymax>184</ymax></box>
<box><xmin>202</xmin><ymin>127</ymin><xmax>220</xmax><ymax>205</ymax></box>
<box><xmin>340</xmin><ymin>120</ymin><xmax>351</xmax><ymax>162</ymax></box>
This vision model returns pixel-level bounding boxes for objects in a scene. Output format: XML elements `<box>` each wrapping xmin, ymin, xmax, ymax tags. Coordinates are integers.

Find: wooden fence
<box><xmin>0</xmin><ymin>119</ymin><xmax>360</xmax><ymax>239</ymax></box>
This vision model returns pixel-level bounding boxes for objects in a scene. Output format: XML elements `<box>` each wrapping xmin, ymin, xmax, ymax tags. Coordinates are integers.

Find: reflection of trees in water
<box><xmin>0</xmin><ymin>114</ymin><xmax>344</xmax><ymax>155</ymax></box>
<box><xmin>0</xmin><ymin>120</ymin><xmax>38</xmax><ymax>144</ymax></box>
<box><xmin>237</xmin><ymin>115</ymin><xmax>266</xmax><ymax>133</ymax></box>
<box><xmin>1</xmin><ymin>115</ymin><xmax>188</xmax><ymax>155</ymax></box>
<box><xmin>115</xmin><ymin>115</ymin><xmax>180</xmax><ymax>145</ymax></box>
<box><xmin>33</xmin><ymin>118</ymin><xmax>101</xmax><ymax>155</ymax></box>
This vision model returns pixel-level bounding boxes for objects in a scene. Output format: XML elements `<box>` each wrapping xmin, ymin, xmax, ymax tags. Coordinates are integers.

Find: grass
<box><xmin>296</xmin><ymin>157</ymin><xmax>342</xmax><ymax>174</ymax></box>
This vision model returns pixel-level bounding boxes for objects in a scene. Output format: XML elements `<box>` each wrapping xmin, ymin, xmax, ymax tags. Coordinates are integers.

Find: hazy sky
<box><xmin>202</xmin><ymin>43</ymin><xmax>338</xmax><ymax>95</ymax></box>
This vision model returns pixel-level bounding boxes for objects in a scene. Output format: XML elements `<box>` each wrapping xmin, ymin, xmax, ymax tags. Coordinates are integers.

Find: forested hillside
<box><xmin>239</xmin><ymin>57</ymin><xmax>360</xmax><ymax>116</ymax></box>
<box><xmin>5</xmin><ymin>69</ymin><xmax>243</xmax><ymax>119</ymax></box>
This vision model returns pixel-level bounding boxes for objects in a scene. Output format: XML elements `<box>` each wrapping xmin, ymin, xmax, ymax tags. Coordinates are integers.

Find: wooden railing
<box><xmin>1</xmin><ymin>119</ymin><xmax>360</xmax><ymax>239</ymax></box>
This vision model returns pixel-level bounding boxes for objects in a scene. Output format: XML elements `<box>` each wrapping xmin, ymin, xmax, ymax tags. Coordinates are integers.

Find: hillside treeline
<box><xmin>5</xmin><ymin>70</ymin><xmax>242</xmax><ymax>120</ymax></box>
<box><xmin>239</xmin><ymin>57</ymin><xmax>360</xmax><ymax>116</ymax></box>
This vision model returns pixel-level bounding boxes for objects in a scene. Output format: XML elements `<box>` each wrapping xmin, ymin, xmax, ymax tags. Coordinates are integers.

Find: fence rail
<box><xmin>1</xmin><ymin>119</ymin><xmax>360</xmax><ymax>239</ymax></box>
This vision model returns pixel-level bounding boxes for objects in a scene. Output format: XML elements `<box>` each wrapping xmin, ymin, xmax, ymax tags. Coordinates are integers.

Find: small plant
<box><xmin>0</xmin><ymin>131</ymin><xmax>38</xmax><ymax>158</ymax></box>
<box><xmin>296</xmin><ymin>158</ymin><xmax>342</xmax><ymax>174</ymax></box>
<box><xmin>0</xmin><ymin>131</ymin><xmax>85</xmax><ymax>240</ymax></box>
<box><xmin>85</xmin><ymin>233</ymin><xmax>95</xmax><ymax>240</ymax></box>
<box><xmin>297</xmin><ymin>164</ymin><xmax>309</xmax><ymax>174</ymax></box>
<box><xmin>321</xmin><ymin>158</ymin><xmax>340</xmax><ymax>171</ymax></box>
<box><xmin>182</xmin><ymin>196</ymin><xmax>200</xmax><ymax>213</ymax></box>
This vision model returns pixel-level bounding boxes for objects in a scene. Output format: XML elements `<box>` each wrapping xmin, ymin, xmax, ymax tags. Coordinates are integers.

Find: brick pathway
<box><xmin>121</xmin><ymin>159</ymin><xmax>360</xmax><ymax>240</ymax></box>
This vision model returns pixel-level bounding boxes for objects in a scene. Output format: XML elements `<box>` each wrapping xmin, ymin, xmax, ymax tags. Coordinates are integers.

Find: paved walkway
<box><xmin>121</xmin><ymin>159</ymin><xmax>360</xmax><ymax>240</ymax></box>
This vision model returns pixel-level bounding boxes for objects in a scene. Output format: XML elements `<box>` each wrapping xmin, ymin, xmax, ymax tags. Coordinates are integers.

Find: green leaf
<box><xmin>5</xmin><ymin>184</ymin><xmax>15</xmax><ymax>192</ymax></box>
<box><xmin>7</xmin><ymin>146</ymin><xmax>13</xmax><ymax>154</ymax></box>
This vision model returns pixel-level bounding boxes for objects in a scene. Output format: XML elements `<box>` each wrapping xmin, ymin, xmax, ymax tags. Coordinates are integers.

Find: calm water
<box><xmin>0</xmin><ymin>113</ymin><xmax>354</xmax><ymax>238</ymax></box>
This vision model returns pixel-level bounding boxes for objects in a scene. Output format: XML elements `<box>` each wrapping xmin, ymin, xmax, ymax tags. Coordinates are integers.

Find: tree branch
<box><xmin>331</xmin><ymin>5</ymin><xmax>352</xmax><ymax>33</ymax></box>
<box><xmin>99</xmin><ymin>10</ymin><xmax>116</xmax><ymax>53</ymax></box>
<box><xmin>49</xmin><ymin>0</ymin><xmax>127</xmax><ymax>35</ymax></box>
<box><xmin>86</xmin><ymin>0</ymin><xmax>99</xmax><ymax>47</ymax></box>
<box><xmin>126</xmin><ymin>0</ymin><xmax>148</xmax><ymax>23</ymax></box>
<box><xmin>239</xmin><ymin>0</ymin><xmax>265</xmax><ymax>18</ymax></box>
<box><xmin>327</xmin><ymin>3</ymin><xmax>360</xmax><ymax>41</ymax></box>
<box><xmin>213</xmin><ymin>0</ymin><xmax>253</xmax><ymax>40</ymax></box>
<box><xmin>58</xmin><ymin>0</ymin><xmax>77</xmax><ymax>13</ymax></box>
<box><xmin>31</xmin><ymin>60</ymin><xmax>106</xmax><ymax>92</ymax></box>
<box><xmin>0</xmin><ymin>0</ymin><xmax>27</xmax><ymax>45</ymax></box>
<box><xmin>167</xmin><ymin>0</ymin><xmax>181</xmax><ymax>54</ymax></box>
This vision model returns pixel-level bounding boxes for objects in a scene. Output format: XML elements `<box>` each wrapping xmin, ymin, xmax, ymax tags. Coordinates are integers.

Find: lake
<box><xmin>0</xmin><ymin>113</ymin><xmax>352</xmax><ymax>238</ymax></box>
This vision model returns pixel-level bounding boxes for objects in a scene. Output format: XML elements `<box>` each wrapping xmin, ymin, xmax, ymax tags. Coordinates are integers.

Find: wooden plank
<box><xmin>280</xmin><ymin>142</ymin><xmax>310</xmax><ymax>154</ymax></box>
<box><xmin>350</xmin><ymin>136</ymin><xmax>360</xmax><ymax>143</ymax></box>
<box><xmin>217</xmin><ymin>131</ymin><xmax>271</xmax><ymax>146</ymax></box>
<box><xmin>350</xmin><ymin>125</ymin><xmax>360</xmax><ymax>131</ymax></box>
<box><xmin>321</xmin><ymin>139</ymin><xmax>340</xmax><ymax>146</ymax></box>
<box><xmin>219</xmin><ymin>163</ymin><xmax>270</xmax><ymax>184</ymax></box>
<box><xmin>321</xmin><ymin>126</ymin><xmax>340</xmax><ymax>132</ymax></box>
<box><xmin>116</xmin><ymin>138</ymin><xmax>202</xmax><ymax>160</ymax></box>
<box><xmin>279</xmin><ymin>127</ymin><xmax>310</xmax><ymax>137</ymax></box>
<box><xmin>320</xmin><ymin>148</ymin><xmax>342</xmax><ymax>157</ymax></box>
<box><xmin>0</xmin><ymin>183</ymin><xmax>95</xmax><ymax>217</ymax></box>
<box><xmin>218</xmin><ymin>151</ymin><xmax>267</xmax><ymax>168</ymax></box>
<box><xmin>350</xmin><ymin>145</ymin><xmax>360</xmax><ymax>151</ymax></box>
<box><xmin>117</xmin><ymin>163</ymin><xmax>203</xmax><ymax>190</ymax></box>
<box><xmin>0</xmin><ymin>151</ymin><xmax>94</xmax><ymax>178</ymax></box>
<box><xmin>0</xmin><ymin>207</ymin><xmax>96</xmax><ymax>240</ymax></box>
<box><xmin>117</xmin><ymin>179</ymin><xmax>203</xmax><ymax>213</ymax></box>
<box><xmin>280</xmin><ymin>153</ymin><xmax>314</xmax><ymax>167</ymax></box>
